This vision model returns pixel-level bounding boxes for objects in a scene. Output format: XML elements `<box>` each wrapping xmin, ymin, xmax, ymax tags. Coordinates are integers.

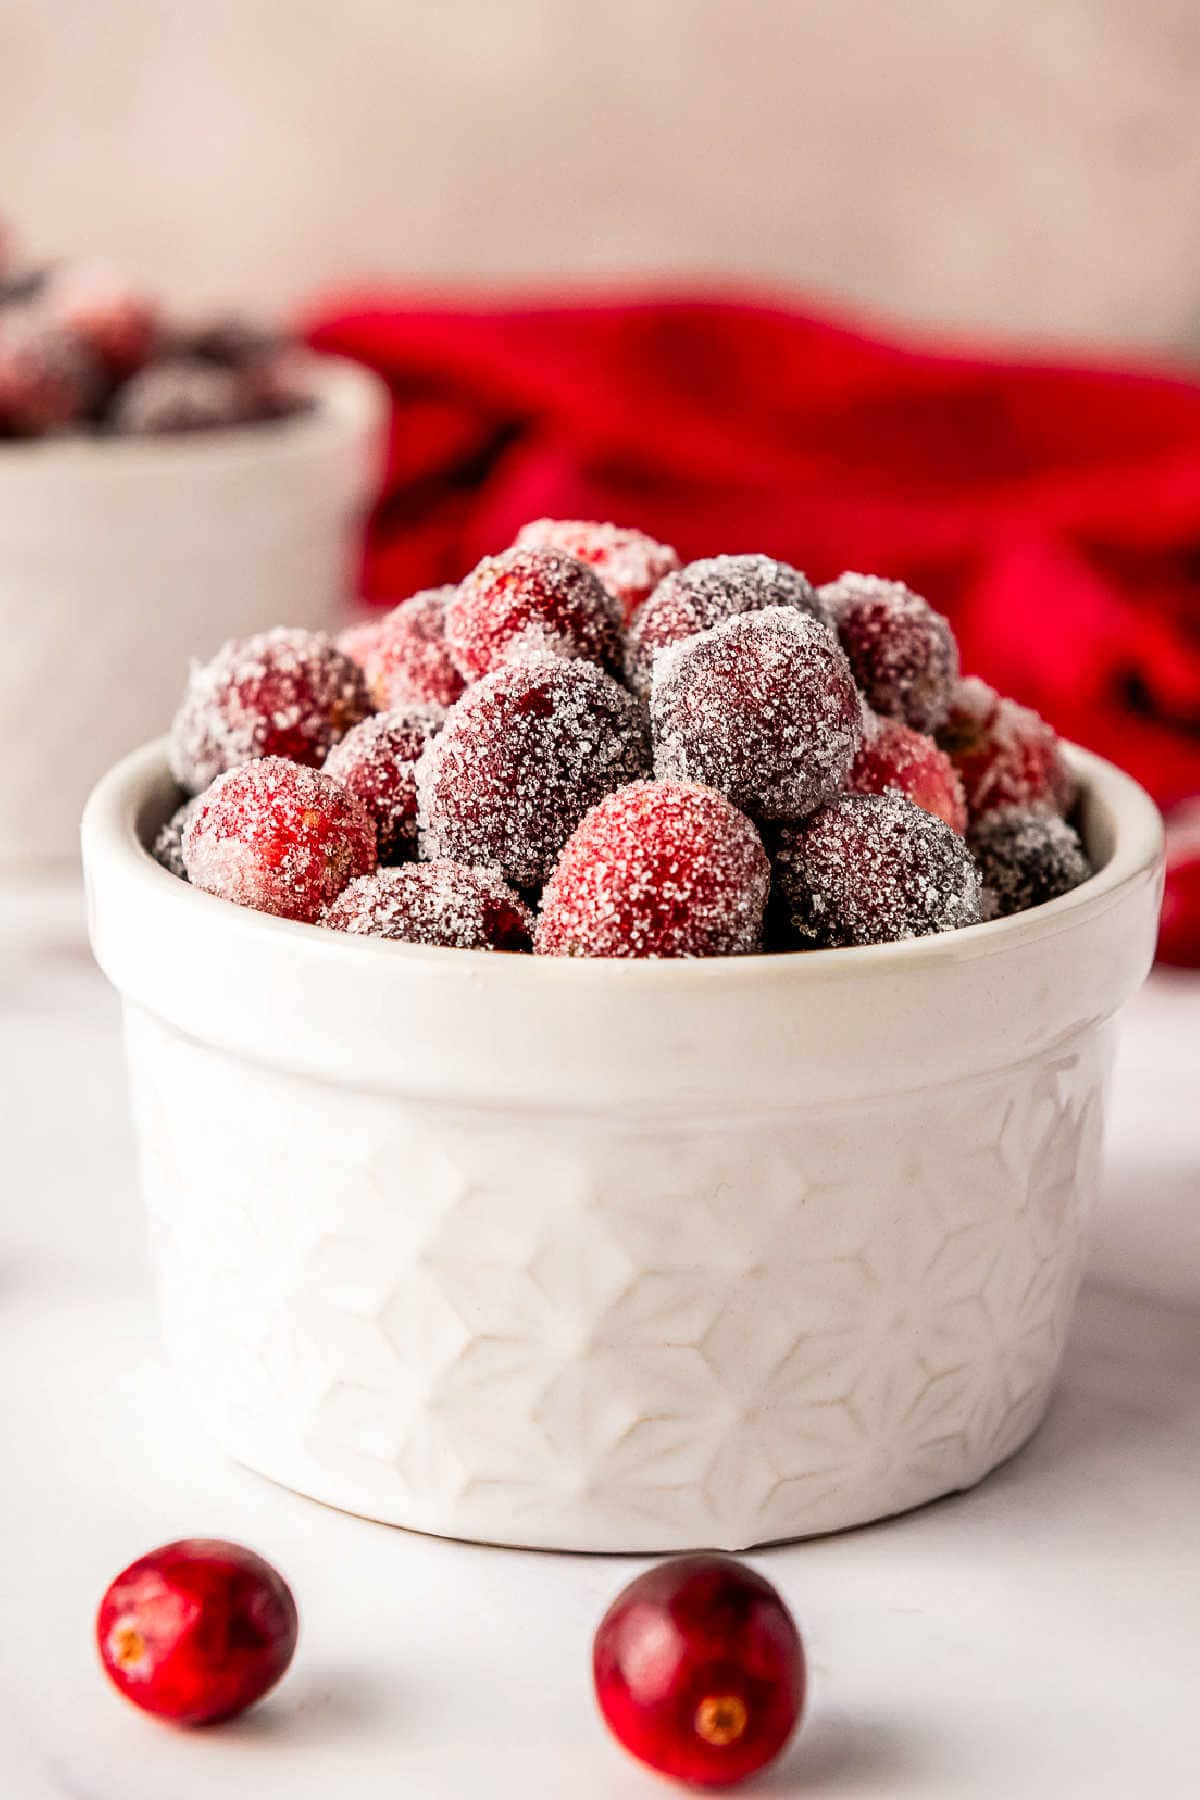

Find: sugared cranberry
<box><xmin>0</xmin><ymin>306</ymin><xmax>99</xmax><ymax>433</ymax></box>
<box><xmin>652</xmin><ymin>607</ymin><xmax>861</xmax><ymax>823</ymax></box>
<box><xmin>970</xmin><ymin>807</ymin><xmax>1092</xmax><ymax>920</ymax></box>
<box><xmin>593</xmin><ymin>1556</ymin><xmax>805</xmax><ymax>1788</ymax></box>
<box><xmin>417</xmin><ymin>655</ymin><xmax>650</xmax><ymax>888</ymax></box>
<box><xmin>169</xmin><ymin>626</ymin><xmax>372</xmax><ymax>795</ymax></box>
<box><xmin>96</xmin><ymin>1539</ymin><xmax>298</xmax><ymax>1726</ymax></box>
<box><xmin>821</xmin><ymin>572</ymin><xmax>958</xmax><ymax>733</ymax></box>
<box><xmin>152</xmin><ymin>797</ymin><xmax>201</xmax><ymax>881</ymax></box>
<box><xmin>1156</xmin><ymin>800</ymin><xmax>1200</xmax><ymax>967</ymax></box>
<box><xmin>537</xmin><ymin>781</ymin><xmax>769</xmax><ymax>959</ymax></box>
<box><xmin>48</xmin><ymin>262</ymin><xmax>158</xmax><ymax>376</ymax></box>
<box><xmin>848</xmin><ymin>712</ymin><xmax>967</xmax><ymax>833</ymax></box>
<box><xmin>183</xmin><ymin>757</ymin><xmax>376</xmax><ymax>922</ymax></box>
<box><xmin>336</xmin><ymin>615</ymin><xmax>387</xmax><ymax>671</ymax></box>
<box><xmin>514</xmin><ymin>518</ymin><xmax>680</xmax><ymax>623</ymax></box>
<box><xmin>110</xmin><ymin>357</ymin><xmax>246</xmax><ymax>434</ymax></box>
<box><xmin>323</xmin><ymin>707</ymin><xmax>441</xmax><ymax>862</ymax></box>
<box><xmin>445</xmin><ymin>546</ymin><xmax>621</xmax><ymax>681</ymax></box>
<box><xmin>321</xmin><ymin>861</ymin><xmax>533</xmax><ymax>951</ymax></box>
<box><xmin>364</xmin><ymin>587</ymin><xmax>465</xmax><ymax>712</ymax></box>
<box><xmin>626</xmin><ymin>554</ymin><xmax>827</xmax><ymax>699</ymax></box>
<box><xmin>775</xmin><ymin>791</ymin><xmax>981</xmax><ymax>947</ymax></box>
<box><xmin>936</xmin><ymin>676</ymin><xmax>1075</xmax><ymax>823</ymax></box>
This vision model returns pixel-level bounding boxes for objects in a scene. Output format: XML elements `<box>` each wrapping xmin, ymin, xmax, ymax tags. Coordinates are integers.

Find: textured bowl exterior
<box><xmin>1</xmin><ymin>357</ymin><xmax>386</xmax><ymax>867</ymax></box>
<box><xmin>84</xmin><ymin>742</ymin><xmax>1162</xmax><ymax>1551</ymax></box>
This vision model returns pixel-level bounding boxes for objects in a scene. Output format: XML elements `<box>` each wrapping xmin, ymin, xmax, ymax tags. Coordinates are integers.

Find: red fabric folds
<box><xmin>304</xmin><ymin>291</ymin><xmax>1200</xmax><ymax>807</ymax></box>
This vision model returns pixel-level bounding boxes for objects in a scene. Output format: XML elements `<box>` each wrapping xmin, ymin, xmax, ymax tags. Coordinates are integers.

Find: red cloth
<box><xmin>304</xmin><ymin>291</ymin><xmax>1200</xmax><ymax>809</ymax></box>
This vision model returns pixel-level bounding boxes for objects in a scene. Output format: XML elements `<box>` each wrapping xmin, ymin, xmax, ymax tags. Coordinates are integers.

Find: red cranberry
<box><xmin>515</xmin><ymin>518</ymin><xmax>680</xmax><ymax>623</ymax></box>
<box><xmin>48</xmin><ymin>261</ymin><xmax>158</xmax><ymax>376</ymax></box>
<box><xmin>321</xmin><ymin>861</ymin><xmax>533</xmax><ymax>951</ymax></box>
<box><xmin>111</xmin><ymin>357</ymin><xmax>245</xmax><ymax>434</ymax></box>
<box><xmin>96</xmin><ymin>1539</ymin><xmax>298</xmax><ymax>1726</ymax></box>
<box><xmin>537</xmin><ymin>781</ymin><xmax>769</xmax><ymax>958</ymax></box>
<box><xmin>168</xmin><ymin>626</ymin><xmax>372</xmax><ymax>795</ymax></box>
<box><xmin>0</xmin><ymin>305</ymin><xmax>99</xmax><ymax>433</ymax></box>
<box><xmin>936</xmin><ymin>676</ymin><xmax>1075</xmax><ymax>823</ymax></box>
<box><xmin>822</xmin><ymin>572</ymin><xmax>958</xmax><ymax>733</ymax></box>
<box><xmin>593</xmin><ymin>1556</ymin><xmax>805</xmax><ymax>1788</ymax></box>
<box><xmin>445</xmin><ymin>546</ymin><xmax>621</xmax><ymax>681</ymax></box>
<box><xmin>775</xmin><ymin>791</ymin><xmax>981</xmax><ymax>947</ymax></box>
<box><xmin>652</xmin><ymin>607</ymin><xmax>861</xmax><ymax>823</ymax></box>
<box><xmin>417</xmin><ymin>655</ymin><xmax>650</xmax><ymax>888</ymax></box>
<box><xmin>848</xmin><ymin>712</ymin><xmax>967</xmax><ymax>833</ymax></box>
<box><xmin>1158</xmin><ymin>800</ymin><xmax>1200</xmax><ymax>967</ymax></box>
<box><xmin>364</xmin><ymin>587</ymin><xmax>465</xmax><ymax>712</ymax></box>
<box><xmin>970</xmin><ymin>807</ymin><xmax>1091</xmax><ymax>920</ymax></box>
<box><xmin>183</xmin><ymin>756</ymin><xmax>376</xmax><ymax>922</ymax></box>
<box><xmin>336</xmin><ymin>615</ymin><xmax>388</xmax><ymax>671</ymax></box>
<box><xmin>323</xmin><ymin>707</ymin><xmax>441</xmax><ymax>862</ymax></box>
<box><xmin>626</xmin><ymin>554</ymin><xmax>827</xmax><ymax>699</ymax></box>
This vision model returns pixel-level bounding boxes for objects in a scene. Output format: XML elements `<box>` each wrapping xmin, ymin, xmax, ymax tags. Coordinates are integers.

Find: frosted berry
<box><xmin>446</xmin><ymin>546</ymin><xmax>622</xmax><ymax>681</ymax></box>
<box><xmin>936</xmin><ymin>676</ymin><xmax>1075</xmax><ymax>822</ymax></box>
<box><xmin>152</xmin><ymin>797</ymin><xmax>201</xmax><ymax>881</ymax></box>
<box><xmin>1158</xmin><ymin>801</ymin><xmax>1200</xmax><ymax>967</ymax></box>
<box><xmin>537</xmin><ymin>781</ymin><xmax>769</xmax><ymax>959</ymax></box>
<box><xmin>417</xmin><ymin>655</ymin><xmax>650</xmax><ymax>889</ymax></box>
<box><xmin>775</xmin><ymin>791</ymin><xmax>981</xmax><ymax>947</ymax></box>
<box><xmin>593</xmin><ymin>1556</ymin><xmax>805</xmax><ymax>1788</ymax></box>
<box><xmin>97</xmin><ymin>1539</ymin><xmax>297</xmax><ymax>1726</ymax></box>
<box><xmin>322</xmin><ymin>861</ymin><xmax>533</xmax><ymax>951</ymax></box>
<box><xmin>336</xmin><ymin>615</ymin><xmax>388</xmax><ymax>671</ymax></box>
<box><xmin>364</xmin><ymin>587</ymin><xmax>465</xmax><ymax>711</ymax></box>
<box><xmin>515</xmin><ymin>518</ymin><xmax>680</xmax><ymax>622</ymax></box>
<box><xmin>323</xmin><ymin>708</ymin><xmax>441</xmax><ymax>862</ymax></box>
<box><xmin>110</xmin><ymin>357</ymin><xmax>245</xmax><ymax>434</ymax></box>
<box><xmin>652</xmin><ymin>607</ymin><xmax>861</xmax><ymax>823</ymax></box>
<box><xmin>168</xmin><ymin>626</ymin><xmax>372</xmax><ymax>794</ymax></box>
<box><xmin>821</xmin><ymin>572</ymin><xmax>958</xmax><ymax>732</ymax></box>
<box><xmin>183</xmin><ymin>757</ymin><xmax>376</xmax><ymax>922</ymax></box>
<box><xmin>848</xmin><ymin>712</ymin><xmax>967</xmax><ymax>833</ymax></box>
<box><xmin>0</xmin><ymin>306</ymin><xmax>99</xmax><ymax>433</ymax></box>
<box><xmin>48</xmin><ymin>262</ymin><xmax>158</xmax><ymax>376</ymax></box>
<box><xmin>626</xmin><ymin>554</ymin><xmax>827</xmax><ymax>699</ymax></box>
<box><xmin>970</xmin><ymin>808</ymin><xmax>1091</xmax><ymax>920</ymax></box>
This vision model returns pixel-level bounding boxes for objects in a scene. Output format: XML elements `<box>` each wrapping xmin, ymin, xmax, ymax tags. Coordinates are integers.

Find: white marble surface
<box><xmin>2</xmin><ymin>874</ymin><xmax>1199</xmax><ymax>1798</ymax></box>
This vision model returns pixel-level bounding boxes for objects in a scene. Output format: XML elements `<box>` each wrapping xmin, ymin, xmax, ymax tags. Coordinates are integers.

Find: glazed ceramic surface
<box><xmin>83</xmin><ymin>742</ymin><xmax>1162</xmax><ymax>1552</ymax></box>
<box><xmin>1</xmin><ymin>357</ymin><xmax>386</xmax><ymax>867</ymax></box>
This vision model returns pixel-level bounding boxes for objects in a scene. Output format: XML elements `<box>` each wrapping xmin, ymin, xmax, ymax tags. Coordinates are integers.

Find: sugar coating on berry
<box><xmin>417</xmin><ymin>655</ymin><xmax>650</xmax><ymax>889</ymax></box>
<box><xmin>182</xmin><ymin>756</ymin><xmax>376</xmax><ymax>922</ymax></box>
<box><xmin>848</xmin><ymin>712</ymin><xmax>967</xmax><ymax>833</ymax></box>
<box><xmin>169</xmin><ymin>626</ymin><xmax>373</xmax><ymax>794</ymax></box>
<box><xmin>821</xmin><ymin>572</ymin><xmax>958</xmax><ymax>732</ymax></box>
<box><xmin>364</xmin><ymin>587</ymin><xmax>465</xmax><ymax>711</ymax></box>
<box><xmin>111</xmin><ymin>358</ymin><xmax>245</xmax><ymax>434</ymax></box>
<box><xmin>625</xmin><ymin>554</ymin><xmax>827</xmax><ymax>699</ymax></box>
<box><xmin>970</xmin><ymin>808</ymin><xmax>1091</xmax><ymax>920</ymax></box>
<box><xmin>446</xmin><ymin>546</ymin><xmax>622</xmax><ymax>681</ymax></box>
<box><xmin>652</xmin><ymin>606</ymin><xmax>861</xmax><ymax>823</ymax></box>
<box><xmin>937</xmin><ymin>676</ymin><xmax>1075</xmax><ymax>822</ymax></box>
<box><xmin>536</xmin><ymin>780</ymin><xmax>769</xmax><ymax>959</ymax></box>
<box><xmin>775</xmin><ymin>791</ymin><xmax>981</xmax><ymax>947</ymax></box>
<box><xmin>323</xmin><ymin>707</ymin><xmax>441</xmax><ymax>862</ymax></box>
<box><xmin>514</xmin><ymin>518</ymin><xmax>680</xmax><ymax>622</ymax></box>
<box><xmin>152</xmin><ymin>797</ymin><xmax>201</xmax><ymax>881</ymax></box>
<box><xmin>336</xmin><ymin>615</ymin><xmax>387</xmax><ymax>670</ymax></box>
<box><xmin>0</xmin><ymin>306</ymin><xmax>99</xmax><ymax>432</ymax></box>
<box><xmin>48</xmin><ymin>261</ymin><xmax>159</xmax><ymax>376</ymax></box>
<box><xmin>321</xmin><ymin>861</ymin><xmax>533</xmax><ymax>951</ymax></box>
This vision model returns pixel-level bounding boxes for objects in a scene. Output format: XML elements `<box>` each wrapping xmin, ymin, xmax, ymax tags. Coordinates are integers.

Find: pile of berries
<box><xmin>158</xmin><ymin>519</ymin><xmax>1092</xmax><ymax>956</ymax></box>
<box><xmin>0</xmin><ymin>241</ymin><xmax>305</xmax><ymax>439</ymax></box>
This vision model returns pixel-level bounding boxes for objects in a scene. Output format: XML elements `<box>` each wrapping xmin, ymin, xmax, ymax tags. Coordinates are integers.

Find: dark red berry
<box><xmin>593</xmin><ymin>1556</ymin><xmax>805</xmax><ymax>1788</ymax></box>
<box><xmin>515</xmin><ymin>518</ymin><xmax>680</xmax><ymax>623</ymax></box>
<box><xmin>625</xmin><ymin>554</ymin><xmax>827</xmax><ymax>699</ymax></box>
<box><xmin>446</xmin><ymin>546</ymin><xmax>621</xmax><ymax>681</ymax></box>
<box><xmin>847</xmin><ymin>712</ymin><xmax>967</xmax><ymax>833</ymax></box>
<box><xmin>321</xmin><ymin>861</ymin><xmax>533</xmax><ymax>951</ymax></box>
<box><xmin>0</xmin><ymin>305</ymin><xmax>100</xmax><ymax>433</ymax></box>
<box><xmin>970</xmin><ymin>807</ymin><xmax>1091</xmax><ymax>919</ymax></box>
<box><xmin>323</xmin><ymin>707</ymin><xmax>441</xmax><ymax>862</ymax></box>
<box><xmin>96</xmin><ymin>1539</ymin><xmax>298</xmax><ymax>1726</ymax></box>
<box><xmin>822</xmin><ymin>572</ymin><xmax>958</xmax><ymax>733</ymax></box>
<box><xmin>364</xmin><ymin>587</ymin><xmax>465</xmax><ymax>712</ymax></box>
<box><xmin>936</xmin><ymin>676</ymin><xmax>1074</xmax><ymax>824</ymax></box>
<box><xmin>111</xmin><ymin>357</ymin><xmax>245</xmax><ymax>434</ymax></box>
<box><xmin>49</xmin><ymin>262</ymin><xmax>159</xmax><ymax>376</ymax></box>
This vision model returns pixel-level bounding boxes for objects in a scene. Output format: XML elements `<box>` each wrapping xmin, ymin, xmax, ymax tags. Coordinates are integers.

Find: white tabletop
<box><xmin>3</xmin><ymin>874</ymin><xmax>1199</xmax><ymax>1800</ymax></box>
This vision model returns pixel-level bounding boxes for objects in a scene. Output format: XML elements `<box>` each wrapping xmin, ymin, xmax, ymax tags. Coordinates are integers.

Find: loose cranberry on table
<box><xmin>416</xmin><ymin>654</ymin><xmax>650</xmax><ymax>889</ymax></box>
<box><xmin>445</xmin><ymin>545</ymin><xmax>622</xmax><ymax>681</ymax></box>
<box><xmin>322</xmin><ymin>860</ymin><xmax>534</xmax><ymax>951</ymax></box>
<box><xmin>324</xmin><ymin>707</ymin><xmax>442</xmax><ymax>862</ymax></box>
<box><xmin>593</xmin><ymin>1555</ymin><xmax>805</xmax><ymax>1788</ymax></box>
<box><xmin>625</xmin><ymin>553</ymin><xmax>828</xmax><ymax>699</ymax></box>
<box><xmin>1158</xmin><ymin>800</ymin><xmax>1200</xmax><ymax>967</ymax></box>
<box><xmin>514</xmin><ymin>517</ymin><xmax>681</xmax><ymax>623</ymax></box>
<box><xmin>96</xmin><ymin>1539</ymin><xmax>298</xmax><ymax>1726</ymax></box>
<box><xmin>536</xmin><ymin>781</ymin><xmax>770</xmax><ymax>959</ymax></box>
<box><xmin>821</xmin><ymin>572</ymin><xmax>959</xmax><ymax>734</ymax></box>
<box><xmin>936</xmin><ymin>675</ymin><xmax>1075</xmax><ymax>824</ymax></box>
<box><xmin>970</xmin><ymin>807</ymin><xmax>1092</xmax><ymax>920</ymax></box>
<box><xmin>847</xmin><ymin>712</ymin><xmax>967</xmax><ymax>833</ymax></box>
<box><xmin>183</xmin><ymin>757</ymin><xmax>377</xmax><ymax>923</ymax></box>
<box><xmin>169</xmin><ymin>626</ymin><xmax>372</xmax><ymax>795</ymax></box>
<box><xmin>363</xmin><ymin>586</ymin><xmax>466</xmax><ymax>712</ymax></box>
<box><xmin>651</xmin><ymin>606</ymin><xmax>862</xmax><ymax>823</ymax></box>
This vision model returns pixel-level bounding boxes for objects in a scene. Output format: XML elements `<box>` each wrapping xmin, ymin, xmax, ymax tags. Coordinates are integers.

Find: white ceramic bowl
<box><xmin>83</xmin><ymin>742</ymin><xmax>1162</xmax><ymax>1552</ymax></box>
<box><xmin>1</xmin><ymin>356</ymin><xmax>387</xmax><ymax>868</ymax></box>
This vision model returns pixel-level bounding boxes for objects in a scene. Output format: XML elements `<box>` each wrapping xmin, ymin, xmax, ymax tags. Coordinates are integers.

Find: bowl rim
<box><xmin>0</xmin><ymin>352</ymin><xmax>387</xmax><ymax>475</ymax></box>
<box><xmin>83</xmin><ymin>735</ymin><xmax>1164</xmax><ymax>989</ymax></box>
